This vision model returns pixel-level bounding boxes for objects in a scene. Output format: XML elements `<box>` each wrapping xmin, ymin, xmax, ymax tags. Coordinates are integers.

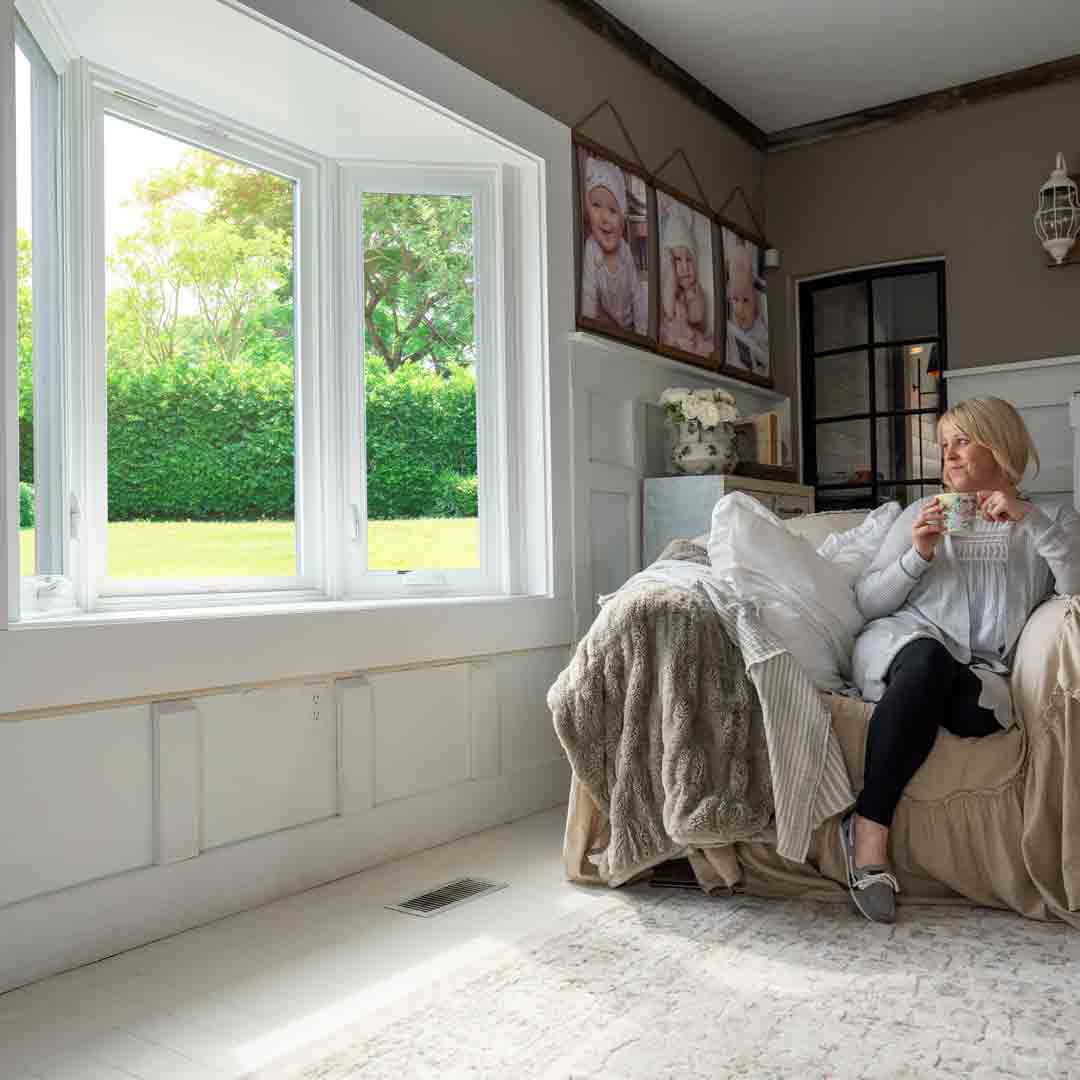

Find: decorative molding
<box><xmin>942</xmin><ymin>353</ymin><xmax>1080</xmax><ymax>379</ymax></box>
<box><xmin>768</xmin><ymin>52</ymin><xmax>1080</xmax><ymax>151</ymax></box>
<box><xmin>551</xmin><ymin>0</ymin><xmax>766</xmax><ymax>151</ymax></box>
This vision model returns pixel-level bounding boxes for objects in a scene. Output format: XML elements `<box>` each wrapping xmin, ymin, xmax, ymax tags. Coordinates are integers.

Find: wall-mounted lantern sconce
<box><xmin>1034</xmin><ymin>153</ymin><xmax>1080</xmax><ymax>266</ymax></box>
<box><xmin>764</xmin><ymin>247</ymin><xmax>781</xmax><ymax>269</ymax></box>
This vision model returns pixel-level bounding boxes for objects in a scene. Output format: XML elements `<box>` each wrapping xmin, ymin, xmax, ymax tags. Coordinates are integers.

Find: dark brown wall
<box><xmin>351</xmin><ymin>0</ymin><xmax>764</xmax><ymax>231</ymax></box>
<box><xmin>766</xmin><ymin>79</ymin><xmax>1080</xmax><ymax>412</ymax></box>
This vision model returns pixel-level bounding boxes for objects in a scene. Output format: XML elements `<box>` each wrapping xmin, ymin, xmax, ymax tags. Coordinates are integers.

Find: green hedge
<box><xmin>20</xmin><ymin>354</ymin><xmax>478</xmax><ymax>522</ymax></box>
<box><xmin>19</xmin><ymin>482</ymin><xmax>34</xmax><ymax>528</ymax></box>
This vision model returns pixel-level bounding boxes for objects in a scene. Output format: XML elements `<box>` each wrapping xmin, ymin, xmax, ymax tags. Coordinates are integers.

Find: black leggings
<box><xmin>856</xmin><ymin>637</ymin><xmax>1000</xmax><ymax>827</ymax></box>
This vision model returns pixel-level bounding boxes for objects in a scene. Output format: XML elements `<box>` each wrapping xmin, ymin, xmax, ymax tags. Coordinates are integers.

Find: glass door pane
<box><xmin>815</xmin><ymin>418</ymin><xmax>872</xmax><ymax>486</ymax></box>
<box><xmin>814</xmin><ymin>350</ymin><xmax>869</xmax><ymax>418</ymax></box>
<box><xmin>872</xmin><ymin>272</ymin><xmax>939</xmax><ymax>342</ymax></box>
<box><xmin>812</xmin><ymin>281</ymin><xmax>868</xmax><ymax>352</ymax></box>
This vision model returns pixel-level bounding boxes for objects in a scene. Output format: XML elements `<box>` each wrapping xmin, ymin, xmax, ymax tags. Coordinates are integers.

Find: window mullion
<box><xmin>63</xmin><ymin>61</ymin><xmax>102</xmax><ymax>612</ymax></box>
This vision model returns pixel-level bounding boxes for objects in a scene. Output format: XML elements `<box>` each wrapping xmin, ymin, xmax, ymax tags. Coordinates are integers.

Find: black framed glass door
<box><xmin>799</xmin><ymin>261</ymin><xmax>947</xmax><ymax>511</ymax></box>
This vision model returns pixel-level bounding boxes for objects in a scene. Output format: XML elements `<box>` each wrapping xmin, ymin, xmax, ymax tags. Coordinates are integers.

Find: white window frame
<box><xmin>338</xmin><ymin>163</ymin><xmax>511</xmax><ymax>599</ymax></box>
<box><xmin>14</xmin><ymin>10</ymin><xmax>65</xmax><ymax>585</ymax></box>
<box><xmin>69</xmin><ymin>64</ymin><xmax>329</xmax><ymax>610</ymax></box>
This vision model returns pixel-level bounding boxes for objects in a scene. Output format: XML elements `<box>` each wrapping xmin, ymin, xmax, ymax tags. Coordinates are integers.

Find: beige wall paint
<box><xmin>766</xmin><ymin>79</ymin><xmax>1080</xmax><ymax>408</ymax></box>
<box><xmin>351</xmin><ymin>0</ymin><xmax>764</xmax><ymax>231</ymax></box>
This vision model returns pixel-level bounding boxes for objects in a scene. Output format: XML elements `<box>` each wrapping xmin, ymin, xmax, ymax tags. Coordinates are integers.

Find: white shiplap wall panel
<box><xmin>200</xmin><ymin>682</ymin><xmax>337</xmax><ymax>849</ymax></box>
<box><xmin>371</xmin><ymin>664</ymin><xmax>471</xmax><ymax>805</ymax></box>
<box><xmin>0</xmin><ymin>706</ymin><xmax>154</xmax><ymax>908</ymax></box>
<box><xmin>495</xmin><ymin>647</ymin><xmax>569</xmax><ymax>773</ymax></box>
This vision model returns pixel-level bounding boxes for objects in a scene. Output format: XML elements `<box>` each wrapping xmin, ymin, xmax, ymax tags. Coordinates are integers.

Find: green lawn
<box><xmin>19</xmin><ymin>518</ymin><xmax>479</xmax><ymax>578</ymax></box>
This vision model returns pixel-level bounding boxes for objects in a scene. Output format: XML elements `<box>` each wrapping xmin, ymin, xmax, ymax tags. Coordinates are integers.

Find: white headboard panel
<box><xmin>944</xmin><ymin>355</ymin><xmax>1080</xmax><ymax>511</ymax></box>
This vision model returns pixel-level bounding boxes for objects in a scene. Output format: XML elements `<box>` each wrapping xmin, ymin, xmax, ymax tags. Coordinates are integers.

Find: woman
<box><xmin>843</xmin><ymin>397</ymin><xmax>1080</xmax><ymax>923</ymax></box>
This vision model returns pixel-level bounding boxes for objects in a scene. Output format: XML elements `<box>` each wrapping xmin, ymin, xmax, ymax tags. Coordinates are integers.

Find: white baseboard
<box><xmin>0</xmin><ymin>757</ymin><xmax>570</xmax><ymax>994</ymax></box>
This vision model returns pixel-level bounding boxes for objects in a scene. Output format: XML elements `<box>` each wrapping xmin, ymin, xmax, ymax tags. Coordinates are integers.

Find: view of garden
<box><xmin>17</xmin><ymin>109</ymin><xmax>479</xmax><ymax>580</ymax></box>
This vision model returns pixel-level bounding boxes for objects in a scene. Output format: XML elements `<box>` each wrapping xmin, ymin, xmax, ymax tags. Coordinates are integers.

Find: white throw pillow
<box><xmin>815</xmin><ymin>501</ymin><xmax>902</xmax><ymax>582</ymax></box>
<box><xmin>707</xmin><ymin>492</ymin><xmax>864</xmax><ymax>690</ymax></box>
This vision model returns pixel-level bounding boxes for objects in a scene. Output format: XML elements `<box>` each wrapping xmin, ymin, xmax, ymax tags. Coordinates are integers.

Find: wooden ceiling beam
<box><xmin>766</xmin><ymin>52</ymin><xmax>1080</xmax><ymax>151</ymax></box>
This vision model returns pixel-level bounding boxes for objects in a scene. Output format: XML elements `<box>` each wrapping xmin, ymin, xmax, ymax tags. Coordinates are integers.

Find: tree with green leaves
<box><xmin>108</xmin><ymin>203</ymin><xmax>291</xmax><ymax>368</ymax></box>
<box><xmin>362</xmin><ymin>192</ymin><xmax>475</xmax><ymax>371</ymax></box>
<box><xmin>126</xmin><ymin>148</ymin><xmax>476</xmax><ymax>372</ymax></box>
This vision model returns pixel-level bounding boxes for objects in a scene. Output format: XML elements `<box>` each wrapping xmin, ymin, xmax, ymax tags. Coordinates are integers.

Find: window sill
<box><xmin>9</xmin><ymin>589</ymin><xmax>545</xmax><ymax>631</ymax></box>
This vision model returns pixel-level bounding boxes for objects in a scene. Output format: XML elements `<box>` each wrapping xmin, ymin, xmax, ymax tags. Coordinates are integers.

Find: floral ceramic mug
<box><xmin>936</xmin><ymin>492</ymin><xmax>978</xmax><ymax>532</ymax></box>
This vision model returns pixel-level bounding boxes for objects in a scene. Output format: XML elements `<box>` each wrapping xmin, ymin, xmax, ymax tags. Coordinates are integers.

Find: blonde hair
<box><xmin>938</xmin><ymin>397</ymin><xmax>1040</xmax><ymax>488</ymax></box>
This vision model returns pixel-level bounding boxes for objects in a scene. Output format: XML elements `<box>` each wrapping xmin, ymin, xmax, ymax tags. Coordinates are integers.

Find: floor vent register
<box><xmin>387</xmin><ymin>877</ymin><xmax>509</xmax><ymax>917</ymax></box>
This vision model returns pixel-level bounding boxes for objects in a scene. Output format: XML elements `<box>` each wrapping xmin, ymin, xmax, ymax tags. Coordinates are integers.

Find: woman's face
<box><xmin>940</xmin><ymin>421</ymin><xmax>1009</xmax><ymax>492</ymax></box>
<box><xmin>586</xmin><ymin>185</ymin><xmax>624</xmax><ymax>254</ymax></box>
<box><xmin>671</xmin><ymin>246</ymin><xmax>697</xmax><ymax>290</ymax></box>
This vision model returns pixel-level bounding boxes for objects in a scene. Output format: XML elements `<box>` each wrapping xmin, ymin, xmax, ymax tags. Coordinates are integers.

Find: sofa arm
<box><xmin>1012</xmin><ymin>596</ymin><xmax>1079</xmax><ymax>731</ymax></box>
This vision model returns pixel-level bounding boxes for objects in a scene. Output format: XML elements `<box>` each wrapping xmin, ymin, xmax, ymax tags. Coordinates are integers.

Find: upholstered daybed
<box><xmin>557</xmin><ymin>509</ymin><xmax>1080</xmax><ymax>926</ymax></box>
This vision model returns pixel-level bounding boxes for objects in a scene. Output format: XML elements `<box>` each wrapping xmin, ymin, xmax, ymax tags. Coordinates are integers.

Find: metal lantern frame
<box><xmin>1034</xmin><ymin>152</ymin><xmax>1080</xmax><ymax>266</ymax></box>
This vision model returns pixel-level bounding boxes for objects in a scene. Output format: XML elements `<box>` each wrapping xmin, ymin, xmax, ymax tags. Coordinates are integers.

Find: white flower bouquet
<box><xmin>659</xmin><ymin>387</ymin><xmax>738</xmax><ymax>429</ymax></box>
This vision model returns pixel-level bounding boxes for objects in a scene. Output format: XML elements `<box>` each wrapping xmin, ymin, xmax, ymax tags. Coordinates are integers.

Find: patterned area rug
<box><xmin>256</xmin><ymin>890</ymin><xmax>1080</xmax><ymax>1078</ymax></box>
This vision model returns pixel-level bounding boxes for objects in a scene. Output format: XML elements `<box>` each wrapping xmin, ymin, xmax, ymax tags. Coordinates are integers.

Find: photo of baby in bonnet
<box><xmin>658</xmin><ymin>190</ymin><xmax>715</xmax><ymax>363</ymax></box>
<box><xmin>577</xmin><ymin>148</ymin><xmax>649</xmax><ymax>339</ymax></box>
<box><xmin>721</xmin><ymin>226</ymin><xmax>770</xmax><ymax>380</ymax></box>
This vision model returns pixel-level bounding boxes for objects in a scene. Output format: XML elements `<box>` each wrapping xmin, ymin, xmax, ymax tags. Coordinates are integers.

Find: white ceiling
<box><xmin>596</xmin><ymin>0</ymin><xmax>1080</xmax><ymax>133</ymax></box>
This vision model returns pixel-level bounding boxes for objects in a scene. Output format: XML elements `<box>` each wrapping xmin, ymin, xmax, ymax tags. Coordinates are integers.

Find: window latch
<box><xmin>69</xmin><ymin>492</ymin><xmax>81</xmax><ymax>541</ymax></box>
<box><xmin>350</xmin><ymin>502</ymin><xmax>361</xmax><ymax>541</ymax></box>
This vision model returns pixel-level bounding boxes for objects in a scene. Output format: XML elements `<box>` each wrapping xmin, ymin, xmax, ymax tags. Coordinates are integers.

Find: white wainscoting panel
<box><xmin>588</xmin><ymin>391</ymin><xmax>634</xmax><ymax>468</ymax></box>
<box><xmin>468</xmin><ymin>660</ymin><xmax>500</xmax><ymax>781</ymax></box>
<box><xmin>0</xmin><ymin>706</ymin><xmax>153</xmax><ymax>908</ymax></box>
<box><xmin>337</xmin><ymin>676</ymin><xmax>375</xmax><ymax>816</ymax></box>
<box><xmin>371</xmin><ymin>664</ymin><xmax>471</xmax><ymax>805</ymax></box>
<box><xmin>945</xmin><ymin>355</ymin><xmax>1080</xmax><ymax>505</ymax></box>
<box><xmin>590</xmin><ymin>488</ymin><xmax>633</xmax><ymax>602</ymax></box>
<box><xmin>200</xmin><ymin>682</ymin><xmax>337</xmax><ymax>849</ymax></box>
<box><xmin>495</xmin><ymin>647</ymin><xmax>569</xmax><ymax>773</ymax></box>
<box><xmin>152</xmin><ymin>699</ymin><xmax>201</xmax><ymax>865</ymax></box>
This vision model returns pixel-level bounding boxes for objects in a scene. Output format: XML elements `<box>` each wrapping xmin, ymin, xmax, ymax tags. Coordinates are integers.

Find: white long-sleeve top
<box><xmin>852</xmin><ymin>497</ymin><xmax>1080</xmax><ymax>727</ymax></box>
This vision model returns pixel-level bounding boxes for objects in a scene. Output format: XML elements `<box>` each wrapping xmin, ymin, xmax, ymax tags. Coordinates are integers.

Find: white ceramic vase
<box><xmin>669</xmin><ymin>418</ymin><xmax>738</xmax><ymax>475</ymax></box>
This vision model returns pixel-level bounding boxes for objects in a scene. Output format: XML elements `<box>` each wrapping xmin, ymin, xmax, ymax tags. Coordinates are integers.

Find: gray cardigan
<box><xmin>852</xmin><ymin>497</ymin><xmax>1080</xmax><ymax>704</ymax></box>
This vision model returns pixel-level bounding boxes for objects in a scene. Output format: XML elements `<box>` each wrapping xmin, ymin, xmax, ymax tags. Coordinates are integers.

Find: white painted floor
<box><xmin>0</xmin><ymin>807</ymin><xmax>608</xmax><ymax>1079</ymax></box>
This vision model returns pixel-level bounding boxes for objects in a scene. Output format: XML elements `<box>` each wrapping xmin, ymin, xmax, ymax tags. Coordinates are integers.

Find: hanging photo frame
<box><xmin>655</xmin><ymin>181</ymin><xmax>719</xmax><ymax>371</ymax></box>
<box><xmin>573</xmin><ymin>134</ymin><xmax>655</xmax><ymax>349</ymax></box>
<box><xmin>717</xmin><ymin>185</ymin><xmax>773</xmax><ymax>387</ymax></box>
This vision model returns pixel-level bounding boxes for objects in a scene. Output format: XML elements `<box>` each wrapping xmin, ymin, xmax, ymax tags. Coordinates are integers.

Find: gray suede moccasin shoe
<box><xmin>841</xmin><ymin>812</ymin><xmax>899</xmax><ymax>924</ymax></box>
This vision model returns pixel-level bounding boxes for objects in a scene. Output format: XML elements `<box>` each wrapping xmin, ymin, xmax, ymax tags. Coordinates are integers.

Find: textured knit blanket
<box><xmin>549</xmin><ymin>545</ymin><xmax>853</xmax><ymax>886</ymax></box>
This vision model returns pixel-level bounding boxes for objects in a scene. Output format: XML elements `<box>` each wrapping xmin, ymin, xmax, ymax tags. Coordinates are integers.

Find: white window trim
<box><xmin>338</xmin><ymin>162</ymin><xmax>509</xmax><ymax>599</ymax></box>
<box><xmin>67</xmin><ymin>63</ymin><xmax>328</xmax><ymax>609</ymax></box>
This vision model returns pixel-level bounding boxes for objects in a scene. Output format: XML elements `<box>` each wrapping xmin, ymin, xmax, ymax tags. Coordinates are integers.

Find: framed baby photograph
<box><xmin>720</xmin><ymin>224</ymin><xmax>772</xmax><ymax>386</ymax></box>
<box><xmin>655</xmin><ymin>185</ymin><xmax>719</xmax><ymax>370</ymax></box>
<box><xmin>573</xmin><ymin>139</ymin><xmax>654</xmax><ymax>348</ymax></box>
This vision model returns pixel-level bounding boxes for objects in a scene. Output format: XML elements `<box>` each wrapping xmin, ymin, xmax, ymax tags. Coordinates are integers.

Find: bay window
<box><xmin>8</xmin><ymin>4</ymin><xmax>539</xmax><ymax>622</ymax></box>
